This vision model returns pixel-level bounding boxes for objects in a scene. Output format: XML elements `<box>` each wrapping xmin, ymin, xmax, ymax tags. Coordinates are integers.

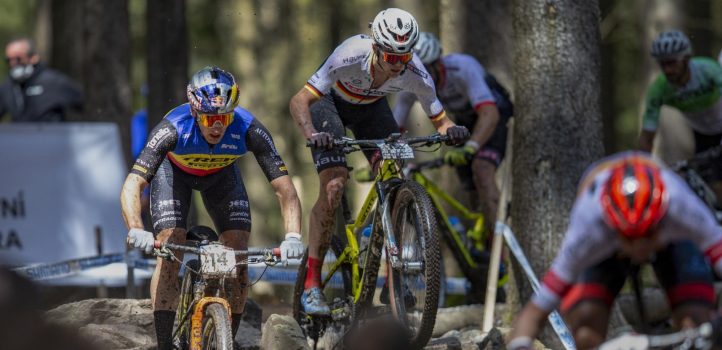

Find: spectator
<box><xmin>0</xmin><ymin>37</ymin><xmax>83</xmax><ymax>122</ymax></box>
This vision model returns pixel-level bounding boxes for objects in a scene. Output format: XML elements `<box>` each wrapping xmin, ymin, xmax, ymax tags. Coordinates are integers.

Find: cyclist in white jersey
<box><xmin>507</xmin><ymin>152</ymin><xmax>722</xmax><ymax>350</ymax></box>
<box><xmin>394</xmin><ymin>32</ymin><xmax>513</xmax><ymax>249</ymax></box>
<box><xmin>289</xmin><ymin>8</ymin><xmax>469</xmax><ymax>316</ymax></box>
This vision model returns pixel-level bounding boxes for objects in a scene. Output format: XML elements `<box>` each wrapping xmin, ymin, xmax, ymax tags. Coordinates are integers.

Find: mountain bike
<box><xmin>152</xmin><ymin>230</ymin><xmax>281</xmax><ymax>350</ymax></box>
<box><xmin>292</xmin><ymin>133</ymin><xmax>446</xmax><ymax>350</ymax></box>
<box><xmin>598</xmin><ymin>319</ymin><xmax>721</xmax><ymax>350</ymax></box>
<box><xmin>672</xmin><ymin>145</ymin><xmax>722</xmax><ymax>224</ymax></box>
<box><xmin>402</xmin><ymin>157</ymin><xmax>508</xmax><ymax>304</ymax></box>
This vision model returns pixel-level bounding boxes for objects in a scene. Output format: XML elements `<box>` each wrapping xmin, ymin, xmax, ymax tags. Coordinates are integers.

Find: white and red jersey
<box><xmin>532</xmin><ymin>152</ymin><xmax>722</xmax><ymax>313</ymax></box>
<box><xmin>304</xmin><ymin>34</ymin><xmax>446</xmax><ymax>122</ymax></box>
<box><xmin>393</xmin><ymin>53</ymin><xmax>496</xmax><ymax>126</ymax></box>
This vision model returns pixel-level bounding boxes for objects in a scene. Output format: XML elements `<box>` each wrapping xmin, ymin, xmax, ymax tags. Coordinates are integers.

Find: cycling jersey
<box><xmin>642</xmin><ymin>57</ymin><xmax>722</xmax><ymax>135</ymax></box>
<box><xmin>393</xmin><ymin>53</ymin><xmax>497</xmax><ymax>124</ymax></box>
<box><xmin>532</xmin><ymin>152</ymin><xmax>722</xmax><ymax>313</ymax></box>
<box><xmin>304</xmin><ymin>34</ymin><xmax>445</xmax><ymax>122</ymax></box>
<box><xmin>131</xmin><ymin>103</ymin><xmax>288</xmax><ymax>181</ymax></box>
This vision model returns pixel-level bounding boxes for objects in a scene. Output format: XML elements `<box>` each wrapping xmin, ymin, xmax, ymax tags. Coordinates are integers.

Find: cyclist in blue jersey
<box><xmin>120</xmin><ymin>67</ymin><xmax>304</xmax><ymax>350</ymax></box>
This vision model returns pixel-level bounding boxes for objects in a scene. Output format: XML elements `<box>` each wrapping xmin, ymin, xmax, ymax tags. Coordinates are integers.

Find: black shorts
<box><xmin>150</xmin><ymin>158</ymin><xmax>252</xmax><ymax>233</ymax></box>
<box><xmin>453</xmin><ymin>110</ymin><xmax>509</xmax><ymax>191</ymax></box>
<box><xmin>560</xmin><ymin>240</ymin><xmax>715</xmax><ymax>313</ymax></box>
<box><xmin>310</xmin><ymin>92</ymin><xmax>400</xmax><ymax>172</ymax></box>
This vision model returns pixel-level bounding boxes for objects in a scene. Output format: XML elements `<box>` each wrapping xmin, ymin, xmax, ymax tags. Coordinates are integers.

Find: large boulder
<box><xmin>260</xmin><ymin>314</ymin><xmax>310</xmax><ymax>350</ymax></box>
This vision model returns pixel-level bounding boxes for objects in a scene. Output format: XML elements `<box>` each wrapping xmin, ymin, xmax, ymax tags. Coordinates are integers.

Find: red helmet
<box><xmin>600</xmin><ymin>156</ymin><xmax>668</xmax><ymax>239</ymax></box>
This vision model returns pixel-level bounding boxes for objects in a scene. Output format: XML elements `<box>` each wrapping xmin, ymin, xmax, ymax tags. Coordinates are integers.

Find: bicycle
<box><xmin>598</xmin><ymin>319</ymin><xmax>721</xmax><ymax>350</ymax></box>
<box><xmin>292</xmin><ymin>133</ymin><xmax>447</xmax><ymax>350</ymax></box>
<box><xmin>671</xmin><ymin>145</ymin><xmax>722</xmax><ymax>224</ymax></box>
<box><xmin>402</xmin><ymin>157</ymin><xmax>508</xmax><ymax>304</ymax></box>
<box><xmin>152</xmin><ymin>230</ymin><xmax>281</xmax><ymax>350</ymax></box>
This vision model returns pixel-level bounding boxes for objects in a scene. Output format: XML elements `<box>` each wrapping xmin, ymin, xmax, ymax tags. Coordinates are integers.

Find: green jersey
<box><xmin>642</xmin><ymin>57</ymin><xmax>722</xmax><ymax>134</ymax></box>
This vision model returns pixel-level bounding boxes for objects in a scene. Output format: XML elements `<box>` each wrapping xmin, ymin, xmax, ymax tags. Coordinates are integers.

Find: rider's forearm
<box><xmin>471</xmin><ymin>104</ymin><xmax>500</xmax><ymax>147</ymax></box>
<box><xmin>509</xmin><ymin>302</ymin><xmax>547</xmax><ymax>348</ymax></box>
<box><xmin>289</xmin><ymin>89</ymin><xmax>318</xmax><ymax>139</ymax></box>
<box><xmin>271</xmin><ymin>176</ymin><xmax>303</xmax><ymax>234</ymax></box>
<box><xmin>120</xmin><ymin>173</ymin><xmax>149</xmax><ymax>230</ymax></box>
<box><xmin>432</xmin><ymin>112</ymin><xmax>456</xmax><ymax>134</ymax></box>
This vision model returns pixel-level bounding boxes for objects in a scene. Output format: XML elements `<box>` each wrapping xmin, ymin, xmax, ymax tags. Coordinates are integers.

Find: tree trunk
<box><xmin>511</xmin><ymin>1</ymin><xmax>604</xmax><ymax>347</ymax></box>
<box><xmin>146</xmin><ymin>0</ymin><xmax>188</xmax><ymax>128</ymax></box>
<box><xmin>51</xmin><ymin>0</ymin><xmax>132</xmax><ymax>164</ymax></box>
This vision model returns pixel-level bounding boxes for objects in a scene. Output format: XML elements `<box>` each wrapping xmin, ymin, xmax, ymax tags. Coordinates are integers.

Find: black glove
<box><xmin>445</xmin><ymin>126</ymin><xmax>470</xmax><ymax>145</ymax></box>
<box><xmin>308</xmin><ymin>132</ymin><xmax>334</xmax><ymax>149</ymax></box>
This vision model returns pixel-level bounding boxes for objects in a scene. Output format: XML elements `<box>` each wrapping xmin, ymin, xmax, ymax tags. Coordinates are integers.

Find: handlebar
<box><xmin>305</xmin><ymin>133</ymin><xmax>451</xmax><ymax>151</ymax></box>
<box><xmin>153</xmin><ymin>241</ymin><xmax>281</xmax><ymax>257</ymax></box>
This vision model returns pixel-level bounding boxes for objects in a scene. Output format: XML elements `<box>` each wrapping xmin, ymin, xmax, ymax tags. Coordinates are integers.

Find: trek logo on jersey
<box><xmin>148</xmin><ymin>127</ymin><xmax>172</xmax><ymax>149</ymax></box>
<box><xmin>168</xmin><ymin>153</ymin><xmax>239</xmax><ymax>170</ymax></box>
<box><xmin>220</xmin><ymin>144</ymin><xmax>238</xmax><ymax>150</ymax></box>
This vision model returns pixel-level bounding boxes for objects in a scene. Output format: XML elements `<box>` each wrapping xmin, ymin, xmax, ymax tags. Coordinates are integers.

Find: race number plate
<box><xmin>379</xmin><ymin>142</ymin><xmax>414</xmax><ymax>160</ymax></box>
<box><xmin>200</xmin><ymin>244</ymin><xmax>237</xmax><ymax>277</ymax></box>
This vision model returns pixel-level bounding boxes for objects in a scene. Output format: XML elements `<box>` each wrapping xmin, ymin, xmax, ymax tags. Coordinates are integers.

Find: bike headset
<box><xmin>187</xmin><ymin>66</ymin><xmax>240</xmax><ymax>117</ymax></box>
<box><xmin>600</xmin><ymin>155</ymin><xmax>669</xmax><ymax>239</ymax></box>
<box><xmin>651</xmin><ymin>30</ymin><xmax>692</xmax><ymax>60</ymax></box>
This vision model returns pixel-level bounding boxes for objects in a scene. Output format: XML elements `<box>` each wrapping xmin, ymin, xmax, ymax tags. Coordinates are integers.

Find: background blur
<box><xmin>0</xmin><ymin>0</ymin><xmax>721</xmax><ymax>244</ymax></box>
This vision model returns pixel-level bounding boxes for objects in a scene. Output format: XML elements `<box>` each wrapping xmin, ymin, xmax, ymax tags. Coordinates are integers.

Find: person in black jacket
<box><xmin>0</xmin><ymin>37</ymin><xmax>83</xmax><ymax>122</ymax></box>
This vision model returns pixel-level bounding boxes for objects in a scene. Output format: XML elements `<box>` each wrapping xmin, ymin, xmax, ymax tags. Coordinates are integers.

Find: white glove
<box><xmin>280</xmin><ymin>232</ymin><xmax>304</xmax><ymax>266</ymax></box>
<box><xmin>127</xmin><ymin>228</ymin><xmax>155</xmax><ymax>254</ymax></box>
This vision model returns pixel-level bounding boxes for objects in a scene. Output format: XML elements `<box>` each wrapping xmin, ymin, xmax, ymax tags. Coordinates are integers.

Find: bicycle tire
<box><xmin>292</xmin><ymin>235</ymin><xmax>353</xmax><ymax>346</ymax></box>
<box><xmin>201</xmin><ymin>303</ymin><xmax>234</xmax><ymax>350</ymax></box>
<box><xmin>175</xmin><ymin>259</ymin><xmax>200</xmax><ymax>349</ymax></box>
<box><xmin>387</xmin><ymin>181</ymin><xmax>441</xmax><ymax>349</ymax></box>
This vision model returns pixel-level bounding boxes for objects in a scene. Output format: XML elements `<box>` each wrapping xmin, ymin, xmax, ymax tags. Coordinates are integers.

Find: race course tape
<box><xmin>14</xmin><ymin>253</ymin><xmax>126</xmax><ymax>281</ymax></box>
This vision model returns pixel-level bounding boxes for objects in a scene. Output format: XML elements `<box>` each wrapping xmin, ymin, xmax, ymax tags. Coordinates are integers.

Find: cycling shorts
<box><xmin>309</xmin><ymin>92</ymin><xmax>399</xmax><ymax>172</ymax></box>
<box><xmin>150</xmin><ymin>158</ymin><xmax>252</xmax><ymax>233</ymax></box>
<box><xmin>560</xmin><ymin>240</ymin><xmax>715</xmax><ymax>314</ymax></box>
<box><xmin>453</xmin><ymin>109</ymin><xmax>508</xmax><ymax>190</ymax></box>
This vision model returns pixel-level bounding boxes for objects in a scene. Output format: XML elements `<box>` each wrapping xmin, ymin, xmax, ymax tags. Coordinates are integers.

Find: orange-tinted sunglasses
<box><xmin>197</xmin><ymin>112</ymin><xmax>234</xmax><ymax>127</ymax></box>
<box><xmin>378</xmin><ymin>49</ymin><xmax>413</xmax><ymax>65</ymax></box>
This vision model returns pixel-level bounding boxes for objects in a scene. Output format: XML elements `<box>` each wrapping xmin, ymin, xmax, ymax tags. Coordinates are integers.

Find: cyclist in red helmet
<box><xmin>508</xmin><ymin>152</ymin><xmax>722</xmax><ymax>350</ymax></box>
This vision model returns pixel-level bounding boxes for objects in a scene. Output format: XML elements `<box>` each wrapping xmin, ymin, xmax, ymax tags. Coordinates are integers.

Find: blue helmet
<box><xmin>186</xmin><ymin>67</ymin><xmax>240</xmax><ymax>114</ymax></box>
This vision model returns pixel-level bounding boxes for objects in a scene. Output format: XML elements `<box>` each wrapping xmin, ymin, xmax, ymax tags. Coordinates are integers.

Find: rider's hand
<box><xmin>444</xmin><ymin>141</ymin><xmax>479</xmax><ymax>166</ymax></box>
<box><xmin>444</xmin><ymin>125</ymin><xmax>470</xmax><ymax>145</ymax></box>
<box><xmin>280</xmin><ymin>232</ymin><xmax>304</xmax><ymax>266</ymax></box>
<box><xmin>308</xmin><ymin>132</ymin><xmax>334</xmax><ymax>149</ymax></box>
<box><xmin>127</xmin><ymin>228</ymin><xmax>155</xmax><ymax>254</ymax></box>
<box><xmin>506</xmin><ymin>336</ymin><xmax>533</xmax><ymax>350</ymax></box>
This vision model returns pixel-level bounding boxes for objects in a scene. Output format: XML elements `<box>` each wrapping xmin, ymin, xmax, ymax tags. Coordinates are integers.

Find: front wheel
<box><xmin>387</xmin><ymin>181</ymin><xmax>441</xmax><ymax>349</ymax></box>
<box><xmin>201</xmin><ymin>303</ymin><xmax>234</xmax><ymax>350</ymax></box>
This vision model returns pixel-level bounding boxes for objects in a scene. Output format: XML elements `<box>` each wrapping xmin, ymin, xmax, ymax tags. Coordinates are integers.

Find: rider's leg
<box><xmin>470</xmin><ymin>158</ymin><xmax>499</xmax><ymax>247</ymax></box>
<box><xmin>219</xmin><ymin>229</ymin><xmax>250</xmax><ymax>337</ymax></box>
<box><xmin>150</xmin><ymin>227</ymin><xmax>187</xmax><ymax>350</ymax></box>
<box><xmin>306</xmin><ymin>166</ymin><xmax>349</xmax><ymax>289</ymax></box>
<box><xmin>563</xmin><ymin>301</ymin><xmax>610</xmax><ymax>349</ymax></box>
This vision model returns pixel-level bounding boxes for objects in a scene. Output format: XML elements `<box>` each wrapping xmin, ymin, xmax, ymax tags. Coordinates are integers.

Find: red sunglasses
<box><xmin>376</xmin><ymin>46</ymin><xmax>413</xmax><ymax>65</ymax></box>
<box><xmin>197</xmin><ymin>112</ymin><xmax>234</xmax><ymax>127</ymax></box>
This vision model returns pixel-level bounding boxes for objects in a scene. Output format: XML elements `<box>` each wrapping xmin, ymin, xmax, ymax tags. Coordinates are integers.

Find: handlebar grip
<box><xmin>272</xmin><ymin>247</ymin><xmax>281</xmax><ymax>257</ymax></box>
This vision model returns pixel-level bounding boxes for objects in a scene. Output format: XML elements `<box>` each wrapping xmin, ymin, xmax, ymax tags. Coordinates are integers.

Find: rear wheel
<box><xmin>292</xmin><ymin>235</ymin><xmax>354</xmax><ymax>348</ymax></box>
<box><xmin>387</xmin><ymin>181</ymin><xmax>441</xmax><ymax>349</ymax></box>
<box><xmin>201</xmin><ymin>303</ymin><xmax>234</xmax><ymax>350</ymax></box>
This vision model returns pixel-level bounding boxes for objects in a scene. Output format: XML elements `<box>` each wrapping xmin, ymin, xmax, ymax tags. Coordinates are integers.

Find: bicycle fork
<box><xmin>381</xmin><ymin>197</ymin><xmax>423</xmax><ymax>273</ymax></box>
<box><xmin>189</xmin><ymin>297</ymin><xmax>232</xmax><ymax>350</ymax></box>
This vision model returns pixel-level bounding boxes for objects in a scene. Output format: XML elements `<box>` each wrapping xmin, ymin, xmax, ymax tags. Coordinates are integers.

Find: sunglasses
<box><xmin>197</xmin><ymin>112</ymin><xmax>234</xmax><ymax>127</ymax></box>
<box><xmin>377</xmin><ymin>48</ymin><xmax>413</xmax><ymax>65</ymax></box>
<box><xmin>658</xmin><ymin>59</ymin><xmax>681</xmax><ymax>67</ymax></box>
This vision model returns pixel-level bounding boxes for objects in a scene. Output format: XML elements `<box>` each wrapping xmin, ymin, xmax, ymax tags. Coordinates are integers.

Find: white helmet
<box><xmin>415</xmin><ymin>32</ymin><xmax>442</xmax><ymax>65</ymax></box>
<box><xmin>370</xmin><ymin>8</ymin><xmax>419</xmax><ymax>54</ymax></box>
<box><xmin>651</xmin><ymin>30</ymin><xmax>692</xmax><ymax>59</ymax></box>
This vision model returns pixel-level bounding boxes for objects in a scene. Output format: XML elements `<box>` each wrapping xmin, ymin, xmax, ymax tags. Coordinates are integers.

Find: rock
<box><xmin>260</xmin><ymin>314</ymin><xmax>310</xmax><ymax>350</ymax></box>
<box><xmin>425</xmin><ymin>337</ymin><xmax>462</xmax><ymax>350</ymax></box>
<box><xmin>79</xmin><ymin>324</ymin><xmax>155</xmax><ymax>350</ymax></box>
<box><xmin>433</xmin><ymin>305</ymin><xmax>485</xmax><ymax>337</ymax></box>
<box><xmin>235</xmin><ymin>321</ymin><xmax>261</xmax><ymax>350</ymax></box>
<box><xmin>242</xmin><ymin>299</ymin><xmax>263</xmax><ymax>330</ymax></box>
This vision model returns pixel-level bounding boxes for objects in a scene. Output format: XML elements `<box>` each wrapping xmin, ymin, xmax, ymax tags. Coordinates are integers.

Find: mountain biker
<box><xmin>507</xmin><ymin>152</ymin><xmax>722</xmax><ymax>350</ymax></box>
<box><xmin>394</xmin><ymin>31</ymin><xmax>513</xmax><ymax>254</ymax></box>
<box><xmin>120</xmin><ymin>67</ymin><xmax>304</xmax><ymax>350</ymax></box>
<box><xmin>288</xmin><ymin>8</ymin><xmax>470</xmax><ymax>316</ymax></box>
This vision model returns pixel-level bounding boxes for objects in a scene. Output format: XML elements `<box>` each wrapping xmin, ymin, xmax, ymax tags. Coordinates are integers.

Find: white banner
<box><xmin>0</xmin><ymin>123</ymin><xmax>127</xmax><ymax>265</ymax></box>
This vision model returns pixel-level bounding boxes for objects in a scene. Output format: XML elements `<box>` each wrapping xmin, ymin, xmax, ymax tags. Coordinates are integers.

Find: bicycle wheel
<box><xmin>175</xmin><ymin>259</ymin><xmax>200</xmax><ymax>349</ymax></box>
<box><xmin>200</xmin><ymin>303</ymin><xmax>234</xmax><ymax>350</ymax></box>
<box><xmin>387</xmin><ymin>181</ymin><xmax>441</xmax><ymax>349</ymax></box>
<box><xmin>292</xmin><ymin>235</ymin><xmax>353</xmax><ymax>348</ymax></box>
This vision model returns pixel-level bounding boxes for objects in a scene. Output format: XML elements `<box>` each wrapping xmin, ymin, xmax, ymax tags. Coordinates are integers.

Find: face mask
<box><xmin>9</xmin><ymin>64</ymin><xmax>34</xmax><ymax>82</ymax></box>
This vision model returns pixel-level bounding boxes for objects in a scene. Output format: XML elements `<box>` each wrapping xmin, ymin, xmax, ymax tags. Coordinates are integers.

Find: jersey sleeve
<box><xmin>130</xmin><ymin>119</ymin><xmax>178</xmax><ymax>181</ymax></box>
<box><xmin>392</xmin><ymin>91</ymin><xmax>418</xmax><ymax>128</ymax></box>
<box><xmin>457</xmin><ymin>56</ymin><xmax>496</xmax><ymax>111</ymax></box>
<box><xmin>305</xmin><ymin>40</ymin><xmax>354</xmax><ymax>98</ymax></box>
<box><xmin>245</xmin><ymin>118</ymin><xmax>289</xmax><ymax>182</ymax></box>
<box><xmin>406</xmin><ymin>60</ymin><xmax>446</xmax><ymax>121</ymax></box>
<box><xmin>641</xmin><ymin>75</ymin><xmax>667</xmax><ymax>132</ymax></box>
